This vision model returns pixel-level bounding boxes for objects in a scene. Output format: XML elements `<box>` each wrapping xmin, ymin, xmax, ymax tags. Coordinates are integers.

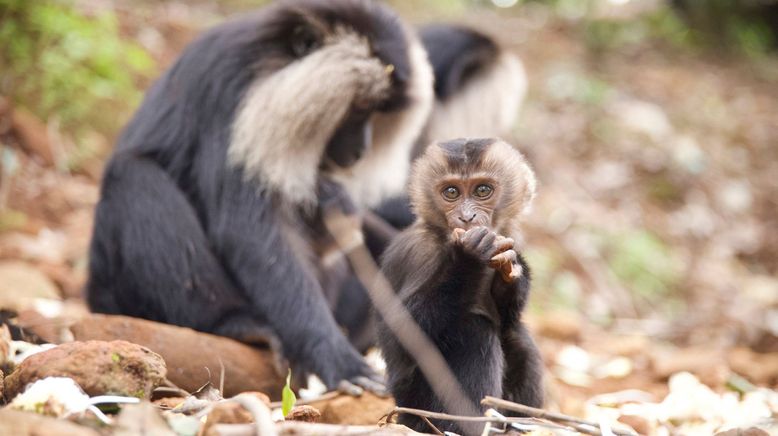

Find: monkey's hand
<box><xmin>451</xmin><ymin>227</ymin><xmax>510</xmax><ymax>263</ymax></box>
<box><xmin>489</xmin><ymin>247</ymin><xmax>523</xmax><ymax>283</ymax></box>
<box><xmin>453</xmin><ymin>228</ymin><xmax>521</xmax><ymax>282</ymax></box>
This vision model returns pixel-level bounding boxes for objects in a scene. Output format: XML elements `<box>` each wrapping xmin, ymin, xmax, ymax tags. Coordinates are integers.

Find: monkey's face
<box><xmin>409</xmin><ymin>138</ymin><xmax>536</xmax><ymax>234</ymax></box>
<box><xmin>434</xmin><ymin>176</ymin><xmax>500</xmax><ymax>231</ymax></box>
<box><xmin>275</xmin><ymin>1</ymin><xmax>414</xmax><ymax>173</ymax></box>
<box><xmin>323</xmin><ymin>109</ymin><xmax>373</xmax><ymax>169</ymax></box>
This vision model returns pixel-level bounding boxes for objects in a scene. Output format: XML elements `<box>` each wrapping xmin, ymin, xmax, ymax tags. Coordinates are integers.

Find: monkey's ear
<box><xmin>519</xmin><ymin>160</ymin><xmax>537</xmax><ymax>216</ymax></box>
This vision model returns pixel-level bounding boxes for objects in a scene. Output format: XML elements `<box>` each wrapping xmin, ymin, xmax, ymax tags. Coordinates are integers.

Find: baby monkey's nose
<box><xmin>458</xmin><ymin>213</ymin><xmax>476</xmax><ymax>223</ymax></box>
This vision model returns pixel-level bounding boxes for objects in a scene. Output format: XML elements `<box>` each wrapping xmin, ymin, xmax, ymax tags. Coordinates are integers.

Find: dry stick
<box><xmin>323</xmin><ymin>211</ymin><xmax>483</xmax><ymax>435</ymax></box>
<box><xmin>268</xmin><ymin>391</ymin><xmax>340</xmax><ymax>409</ymax></box>
<box><xmin>388</xmin><ymin>407</ymin><xmax>580</xmax><ymax>433</ymax></box>
<box><xmin>230</xmin><ymin>392</ymin><xmax>278</xmax><ymax>436</ymax></box>
<box><xmin>420</xmin><ymin>416</ymin><xmax>444</xmax><ymax>435</ymax></box>
<box><xmin>482</xmin><ymin>396</ymin><xmax>637</xmax><ymax>436</ymax></box>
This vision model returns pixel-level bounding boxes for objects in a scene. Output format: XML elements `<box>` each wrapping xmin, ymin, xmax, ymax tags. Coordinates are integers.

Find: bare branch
<box><xmin>482</xmin><ymin>396</ymin><xmax>638</xmax><ymax>436</ymax></box>
<box><xmin>323</xmin><ymin>210</ymin><xmax>482</xmax><ymax>435</ymax></box>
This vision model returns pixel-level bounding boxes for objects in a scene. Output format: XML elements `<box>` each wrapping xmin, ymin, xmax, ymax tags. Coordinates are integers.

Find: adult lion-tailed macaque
<box><xmin>86</xmin><ymin>0</ymin><xmax>434</xmax><ymax>393</ymax></box>
<box><xmin>377</xmin><ymin>138</ymin><xmax>543</xmax><ymax>434</ymax></box>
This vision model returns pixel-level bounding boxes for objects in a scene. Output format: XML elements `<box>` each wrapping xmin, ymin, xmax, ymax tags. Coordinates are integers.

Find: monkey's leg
<box><xmin>87</xmin><ymin>154</ymin><xmax>259</xmax><ymax>335</ymax></box>
<box><xmin>501</xmin><ymin>323</ymin><xmax>544</xmax><ymax>410</ymax></box>
<box><xmin>333</xmin><ymin>273</ymin><xmax>375</xmax><ymax>353</ymax></box>
<box><xmin>390</xmin><ymin>317</ymin><xmax>504</xmax><ymax>435</ymax></box>
<box><xmin>395</xmin><ymin>280</ymin><xmax>505</xmax><ymax>433</ymax></box>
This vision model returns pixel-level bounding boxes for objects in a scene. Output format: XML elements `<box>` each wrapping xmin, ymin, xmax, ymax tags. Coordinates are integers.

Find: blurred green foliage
<box><xmin>672</xmin><ymin>0</ymin><xmax>777</xmax><ymax>56</ymax></box>
<box><xmin>0</xmin><ymin>0</ymin><xmax>155</xmax><ymax>138</ymax></box>
<box><xmin>604</xmin><ymin>229</ymin><xmax>680</xmax><ymax>301</ymax></box>
<box><xmin>511</xmin><ymin>0</ymin><xmax>776</xmax><ymax>56</ymax></box>
<box><xmin>582</xmin><ymin>0</ymin><xmax>775</xmax><ymax>57</ymax></box>
<box><xmin>584</xmin><ymin>8</ymin><xmax>694</xmax><ymax>52</ymax></box>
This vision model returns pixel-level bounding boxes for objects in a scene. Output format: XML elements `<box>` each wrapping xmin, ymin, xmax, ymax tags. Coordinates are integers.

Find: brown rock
<box><xmin>11</xmin><ymin>107</ymin><xmax>55</xmax><ymax>166</ymax></box>
<box><xmin>531</xmin><ymin>310</ymin><xmax>583</xmax><ymax>342</ymax></box>
<box><xmin>13</xmin><ymin>308</ymin><xmax>77</xmax><ymax>344</ymax></box>
<box><xmin>242</xmin><ymin>391</ymin><xmax>271</xmax><ymax>405</ymax></box>
<box><xmin>0</xmin><ymin>261</ymin><xmax>62</xmax><ymax>311</ymax></box>
<box><xmin>618</xmin><ymin>414</ymin><xmax>652</xmax><ymax>435</ymax></box>
<box><xmin>728</xmin><ymin>347</ymin><xmax>778</xmax><ymax>385</ymax></box>
<box><xmin>1</xmin><ymin>368</ymin><xmax>4</xmax><ymax>401</ymax></box>
<box><xmin>71</xmin><ymin>314</ymin><xmax>284</xmax><ymax>398</ymax></box>
<box><xmin>203</xmin><ymin>402</ymin><xmax>254</xmax><ymax>429</ymax></box>
<box><xmin>0</xmin><ymin>323</ymin><xmax>10</xmax><ymax>365</ymax></box>
<box><xmin>200</xmin><ymin>393</ymin><xmax>272</xmax><ymax>436</ymax></box>
<box><xmin>286</xmin><ymin>404</ymin><xmax>322</xmax><ymax>423</ymax></box>
<box><xmin>309</xmin><ymin>392</ymin><xmax>395</xmax><ymax>425</ymax></box>
<box><xmin>154</xmin><ymin>396</ymin><xmax>186</xmax><ymax>409</ymax></box>
<box><xmin>714</xmin><ymin>427</ymin><xmax>770</xmax><ymax>436</ymax></box>
<box><xmin>4</xmin><ymin>340</ymin><xmax>166</xmax><ymax>401</ymax></box>
<box><xmin>274</xmin><ymin>422</ymin><xmax>426</xmax><ymax>435</ymax></box>
<box><xmin>0</xmin><ymin>408</ymin><xmax>101</xmax><ymax>436</ymax></box>
<box><xmin>114</xmin><ymin>402</ymin><xmax>176</xmax><ymax>436</ymax></box>
<box><xmin>650</xmin><ymin>346</ymin><xmax>728</xmax><ymax>387</ymax></box>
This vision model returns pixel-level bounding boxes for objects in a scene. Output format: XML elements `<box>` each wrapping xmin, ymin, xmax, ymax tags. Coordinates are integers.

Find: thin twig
<box><xmin>482</xmin><ymin>397</ymin><xmax>637</xmax><ymax>436</ymax></box>
<box><xmin>389</xmin><ymin>406</ymin><xmax>586</xmax><ymax>434</ymax></box>
<box><xmin>420</xmin><ymin>416</ymin><xmax>444</xmax><ymax>435</ymax></box>
<box><xmin>230</xmin><ymin>393</ymin><xmax>277</xmax><ymax>436</ymax></box>
<box><xmin>325</xmin><ymin>210</ymin><xmax>482</xmax><ymax>435</ymax></box>
<box><xmin>268</xmin><ymin>390</ymin><xmax>340</xmax><ymax>409</ymax></box>
<box><xmin>218</xmin><ymin>357</ymin><xmax>226</xmax><ymax>396</ymax></box>
<box><xmin>155</xmin><ymin>378</ymin><xmax>191</xmax><ymax>397</ymax></box>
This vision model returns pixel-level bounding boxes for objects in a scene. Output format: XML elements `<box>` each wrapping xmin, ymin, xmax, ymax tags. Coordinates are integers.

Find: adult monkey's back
<box><xmin>86</xmin><ymin>0</ymin><xmax>433</xmax><ymax>392</ymax></box>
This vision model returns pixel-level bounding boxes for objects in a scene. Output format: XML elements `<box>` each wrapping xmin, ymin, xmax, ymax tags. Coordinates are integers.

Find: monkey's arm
<box><xmin>383</xmin><ymin>228</ymin><xmax>495</xmax><ymax>341</ymax></box>
<box><xmin>380</xmin><ymin>226</ymin><xmax>506</xmax><ymax>425</ymax></box>
<box><xmin>212</xmin><ymin>174</ymin><xmax>374</xmax><ymax>389</ymax></box>
<box><xmin>490</xmin><ymin>253</ymin><xmax>544</xmax><ymax>408</ymax></box>
<box><xmin>490</xmin><ymin>253</ymin><xmax>531</xmax><ymax>333</ymax></box>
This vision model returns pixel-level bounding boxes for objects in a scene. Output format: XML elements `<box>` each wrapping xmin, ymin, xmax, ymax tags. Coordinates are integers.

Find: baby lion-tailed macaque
<box><xmin>377</xmin><ymin>138</ymin><xmax>543</xmax><ymax>435</ymax></box>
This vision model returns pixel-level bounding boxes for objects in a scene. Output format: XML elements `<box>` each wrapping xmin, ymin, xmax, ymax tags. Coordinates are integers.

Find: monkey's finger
<box><xmin>478</xmin><ymin>231</ymin><xmax>497</xmax><ymax>253</ymax></box>
<box><xmin>489</xmin><ymin>250</ymin><xmax>517</xmax><ymax>267</ymax></box>
<box><xmin>505</xmin><ymin>261</ymin><xmax>522</xmax><ymax>282</ymax></box>
<box><xmin>463</xmin><ymin>226</ymin><xmax>490</xmax><ymax>247</ymax></box>
<box><xmin>451</xmin><ymin>228</ymin><xmax>466</xmax><ymax>244</ymax></box>
<box><xmin>492</xmin><ymin>236</ymin><xmax>515</xmax><ymax>255</ymax></box>
<box><xmin>337</xmin><ymin>379</ymin><xmax>365</xmax><ymax>397</ymax></box>
<box><xmin>351</xmin><ymin>376</ymin><xmax>389</xmax><ymax>397</ymax></box>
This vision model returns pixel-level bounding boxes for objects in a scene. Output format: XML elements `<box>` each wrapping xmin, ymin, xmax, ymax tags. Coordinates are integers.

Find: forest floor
<box><xmin>0</xmin><ymin>1</ymin><xmax>777</xmax><ymax>435</ymax></box>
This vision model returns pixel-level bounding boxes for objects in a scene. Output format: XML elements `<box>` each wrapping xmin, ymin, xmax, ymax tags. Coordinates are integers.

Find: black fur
<box><xmin>87</xmin><ymin>0</ymin><xmax>415</xmax><ymax>390</ymax></box>
<box><xmin>377</xmin><ymin>227</ymin><xmax>543</xmax><ymax>435</ymax></box>
<box><xmin>419</xmin><ymin>24</ymin><xmax>498</xmax><ymax>100</ymax></box>
<box><xmin>376</xmin><ymin>138</ymin><xmax>543</xmax><ymax>435</ymax></box>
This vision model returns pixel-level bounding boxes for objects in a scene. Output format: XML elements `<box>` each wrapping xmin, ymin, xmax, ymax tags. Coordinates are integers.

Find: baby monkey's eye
<box><xmin>474</xmin><ymin>184</ymin><xmax>493</xmax><ymax>198</ymax></box>
<box><xmin>442</xmin><ymin>186</ymin><xmax>460</xmax><ymax>200</ymax></box>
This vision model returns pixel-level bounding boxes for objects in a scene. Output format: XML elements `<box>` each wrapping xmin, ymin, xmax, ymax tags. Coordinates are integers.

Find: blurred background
<box><xmin>1</xmin><ymin>0</ymin><xmax>777</xmax><ymax>427</ymax></box>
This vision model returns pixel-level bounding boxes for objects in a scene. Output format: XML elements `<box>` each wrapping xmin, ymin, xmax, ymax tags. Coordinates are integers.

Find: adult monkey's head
<box><xmin>228</xmin><ymin>0</ymin><xmax>434</xmax><ymax>206</ymax></box>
